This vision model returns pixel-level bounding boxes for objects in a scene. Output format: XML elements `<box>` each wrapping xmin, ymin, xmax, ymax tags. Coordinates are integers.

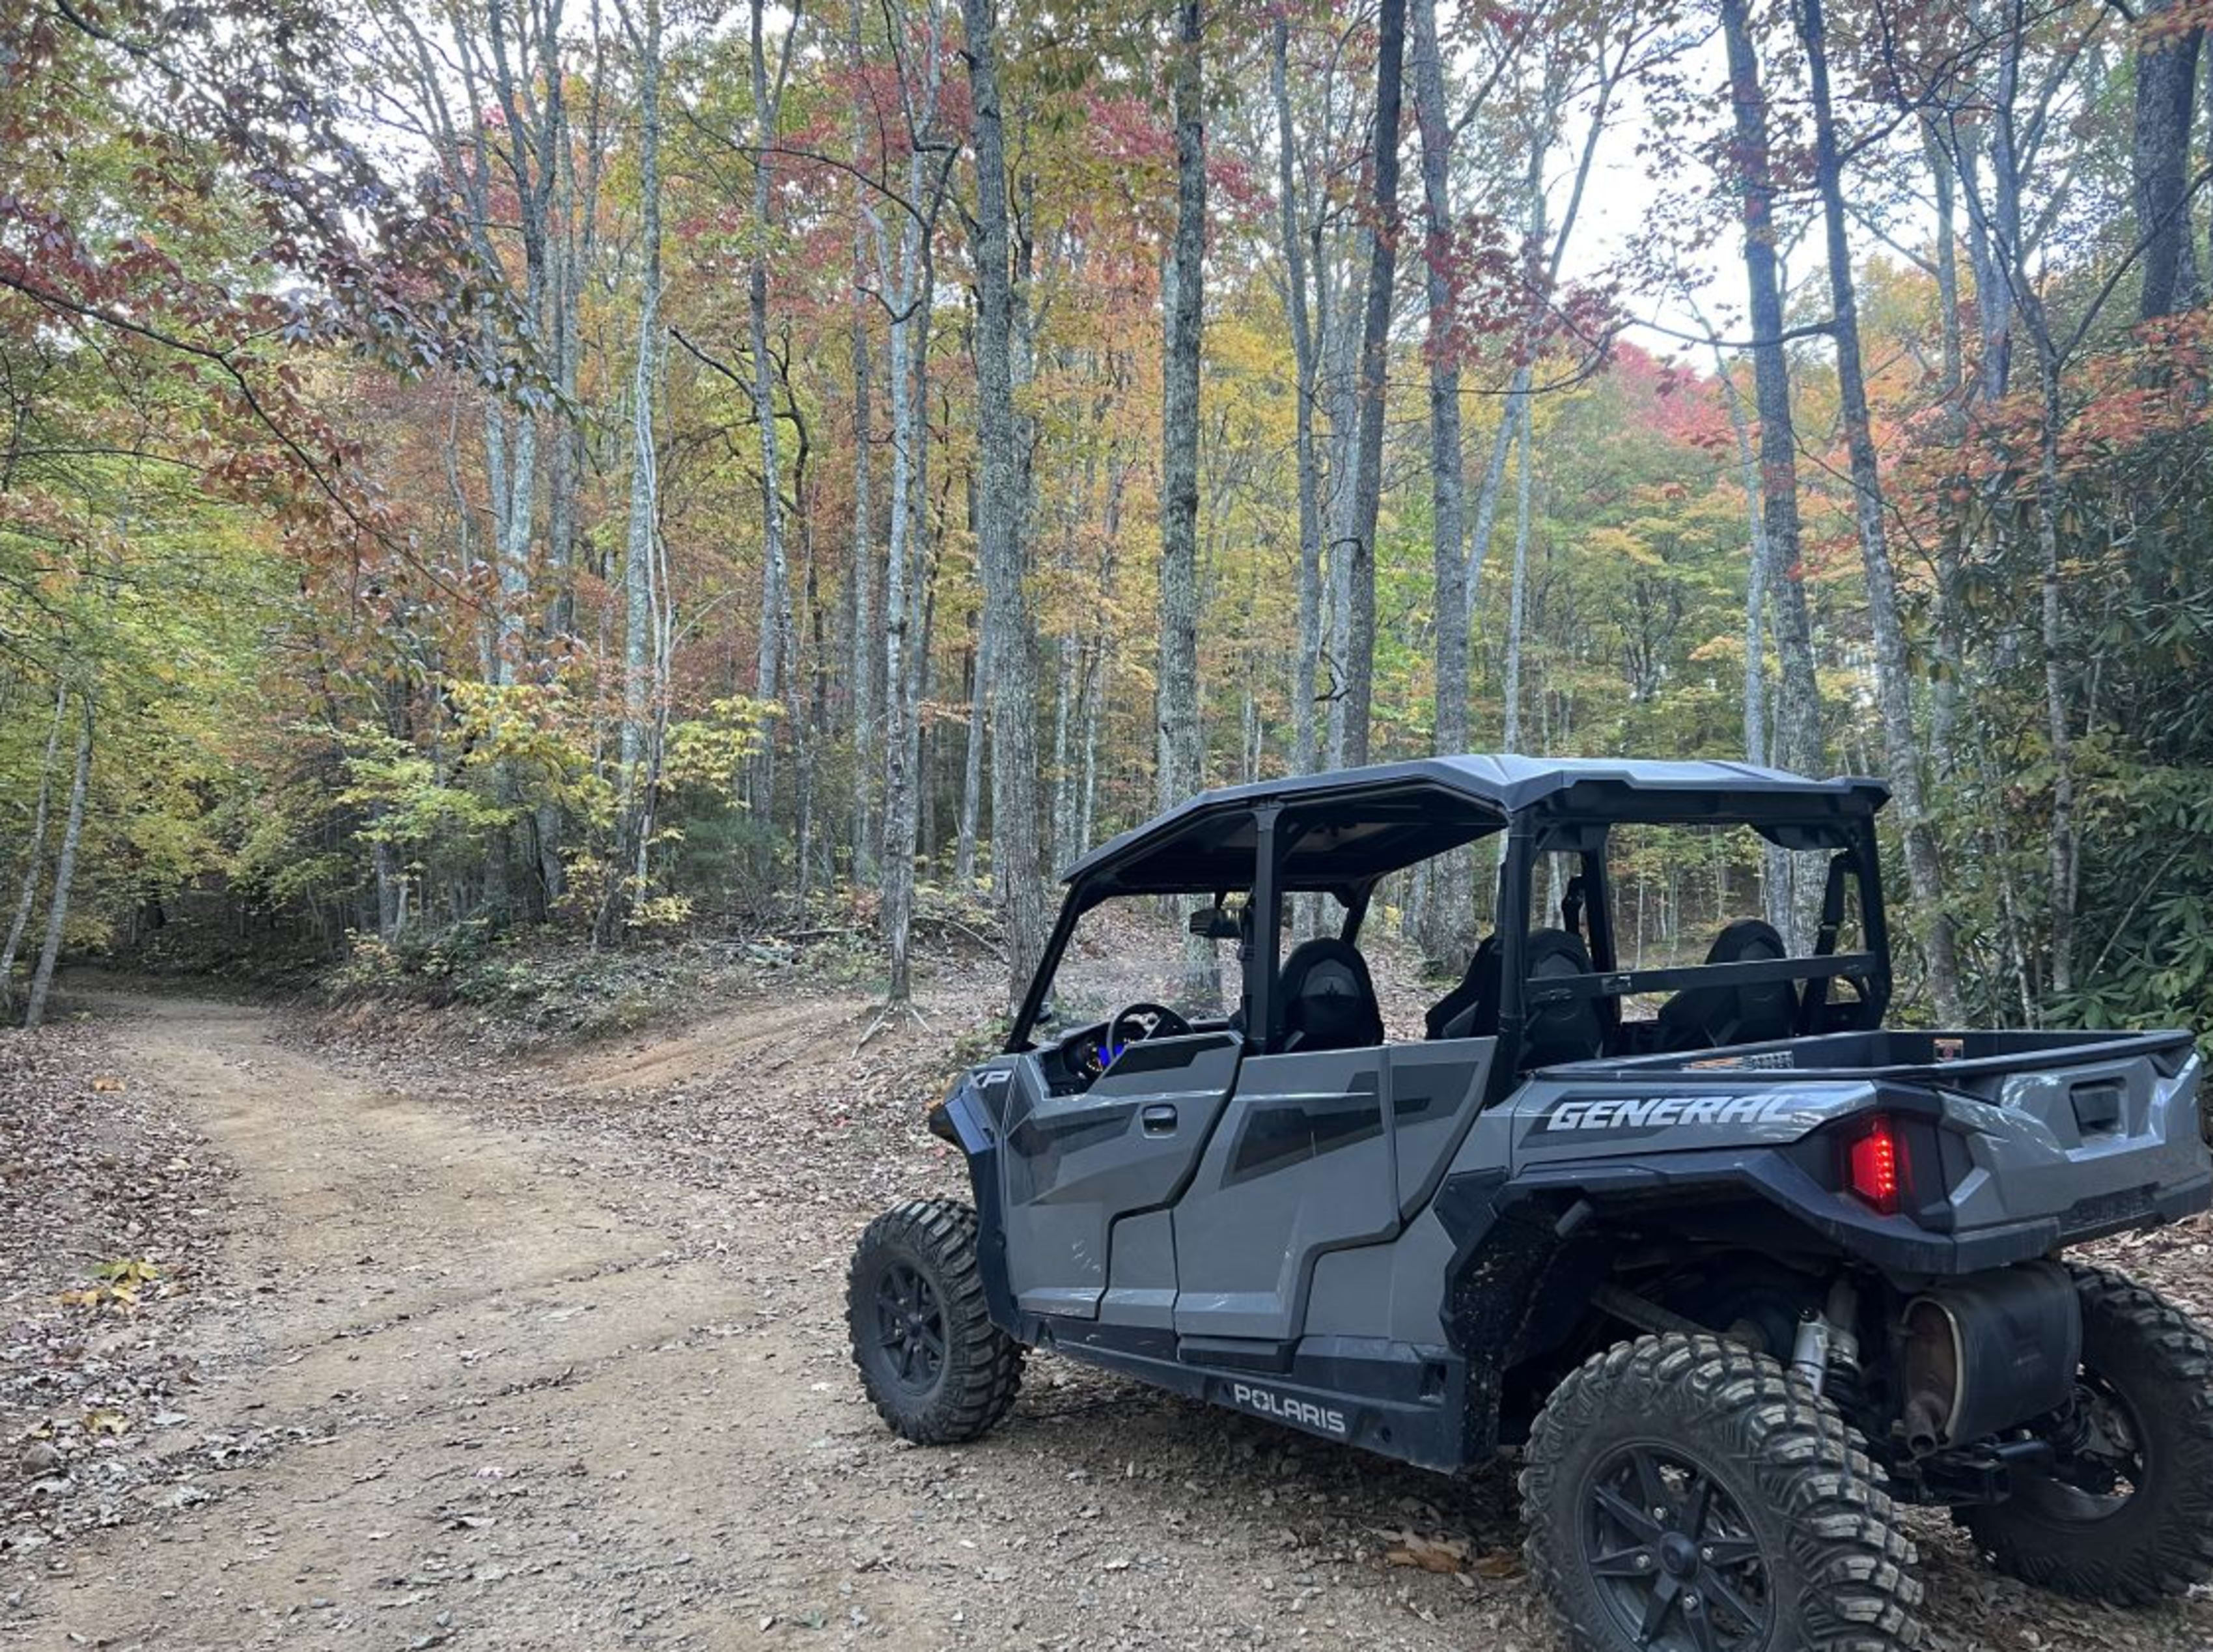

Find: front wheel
<box><xmin>1959</xmin><ymin>1263</ymin><xmax>2213</xmax><ymax>1604</ymax></box>
<box><xmin>1522</xmin><ymin>1333</ymin><xmax>1923</xmax><ymax>1652</ymax></box>
<box><xmin>847</xmin><ymin>1198</ymin><xmax>1023</xmax><ymax>1445</ymax></box>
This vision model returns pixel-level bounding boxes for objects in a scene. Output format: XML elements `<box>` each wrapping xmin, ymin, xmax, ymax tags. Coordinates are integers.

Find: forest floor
<box><xmin>5</xmin><ymin>974</ymin><xmax>2213</xmax><ymax>1651</ymax></box>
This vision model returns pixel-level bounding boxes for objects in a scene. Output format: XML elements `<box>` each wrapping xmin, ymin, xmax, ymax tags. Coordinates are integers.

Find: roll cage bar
<box><xmin>1007</xmin><ymin>766</ymin><xmax>1892</xmax><ymax>1080</ymax></box>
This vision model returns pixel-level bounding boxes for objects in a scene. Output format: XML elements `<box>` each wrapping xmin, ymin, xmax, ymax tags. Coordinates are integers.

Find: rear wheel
<box><xmin>847</xmin><ymin>1198</ymin><xmax>1023</xmax><ymax>1445</ymax></box>
<box><xmin>1960</xmin><ymin>1264</ymin><xmax>2213</xmax><ymax>1604</ymax></box>
<box><xmin>1522</xmin><ymin>1333</ymin><xmax>1921</xmax><ymax>1652</ymax></box>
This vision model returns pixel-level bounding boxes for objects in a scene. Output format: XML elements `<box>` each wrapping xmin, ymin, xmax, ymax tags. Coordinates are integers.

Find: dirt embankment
<box><xmin>2</xmin><ymin>986</ymin><xmax>2210</xmax><ymax>1651</ymax></box>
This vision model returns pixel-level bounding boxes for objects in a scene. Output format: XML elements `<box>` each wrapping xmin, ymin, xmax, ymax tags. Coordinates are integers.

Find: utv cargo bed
<box><xmin>1537</xmin><ymin>1026</ymin><xmax>2210</xmax><ymax>1261</ymax></box>
<box><xmin>1550</xmin><ymin>1026</ymin><xmax>2199</xmax><ymax>1097</ymax></box>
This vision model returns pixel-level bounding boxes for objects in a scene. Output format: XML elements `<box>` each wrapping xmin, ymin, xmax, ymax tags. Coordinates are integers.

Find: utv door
<box><xmin>997</xmin><ymin>1031</ymin><xmax>1242</xmax><ymax>1319</ymax></box>
<box><xmin>1171</xmin><ymin>1039</ymin><xmax>1494</xmax><ymax>1345</ymax></box>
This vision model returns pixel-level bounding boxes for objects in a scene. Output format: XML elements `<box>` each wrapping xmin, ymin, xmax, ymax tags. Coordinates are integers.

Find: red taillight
<box><xmin>1846</xmin><ymin>1115</ymin><xmax>1902</xmax><ymax>1215</ymax></box>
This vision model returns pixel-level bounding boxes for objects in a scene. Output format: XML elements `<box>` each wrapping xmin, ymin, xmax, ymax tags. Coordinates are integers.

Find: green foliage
<box><xmin>663</xmin><ymin>697</ymin><xmax>777</xmax><ymax>797</ymax></box>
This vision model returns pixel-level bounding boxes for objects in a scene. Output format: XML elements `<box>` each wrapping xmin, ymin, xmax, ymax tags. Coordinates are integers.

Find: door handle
<box><xmin>1141</xmin><ymin>1104</ymin><xmax>1178</xmax><ymax>1136</ymax></box>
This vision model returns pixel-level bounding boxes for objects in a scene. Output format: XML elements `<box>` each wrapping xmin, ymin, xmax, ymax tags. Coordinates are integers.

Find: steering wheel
<box><xmin>1102</xmin><ymin>1001</ymin><xmax>1193</xmax><ymax>1069</ymax></box>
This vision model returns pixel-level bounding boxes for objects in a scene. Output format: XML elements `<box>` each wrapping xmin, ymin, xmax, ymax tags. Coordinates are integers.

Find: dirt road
<box><xmin>6</xmin><ymin>993</ymin><xmax>2210</xmax><ymax>1651</ymax></box>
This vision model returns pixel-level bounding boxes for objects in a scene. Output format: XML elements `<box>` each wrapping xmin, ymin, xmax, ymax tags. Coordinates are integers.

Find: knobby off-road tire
<box><xmin>1959</xmin><ymin>1263</ymin><xmax>2213</xmax><ymax>1605</ymax></box>
<box><xmin>847</xmin><ymin>1198</ymin><xmax>1023</xmax><ymax>1445</ymax></box>
<box><xmin>1522</xmin><ymin>1332</ymin><xmax>1923</xmax><ymax>1652</ymax></box>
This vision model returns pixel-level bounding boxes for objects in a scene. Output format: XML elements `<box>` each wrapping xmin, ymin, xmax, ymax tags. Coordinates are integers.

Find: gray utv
<box><xmin>848</xmin><ymin>756</ymin><xmax>2213</xmax><ymax>1652</ymax></box>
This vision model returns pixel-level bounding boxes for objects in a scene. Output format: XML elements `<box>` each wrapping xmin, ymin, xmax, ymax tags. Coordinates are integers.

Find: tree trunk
<box><xmin>2136</xmin><ymin>0</ymin><xmax>2204</xmax><ymax>319</ymax></box>
<box><xmin>1719</xmin><ymin>0</ymin><xmax>1824</xmax><ymax>944</ymax></box>
<box><xmin>608</xmin><ymin>0</ymin><xmax>663</xmax><ymax>944</ymax></box>
<box><xmin>23</xmin><ymin>695</ymin><xmax>92</xmax><ymax>1031</ymax></box>
<box><xmin>0</xmin><ymin>682</ymin><xmax>64</xmax><ymax>998</ymax></box>
<box><xmin>1341</xmin><ymin>0</ymin><xmax>1407</xmax><ymax>771</ymax></box>
<box><xmin>880</xmin><ymin>256</ymin><xmax>923</xmax><ymax>1001</ymax></box>
<box><xmin>849</xmin><ymin>309</ymin><xmax>878</xmax><ymax>879</ymax></box>
<box><xmin>750</xmin><ymin>0</ymin><xmax>792</xmax><ymax>715</ymax></box>
<box><xmin>1711</xmin><ymin>362</ymin><xmax>1769</xmax><ymax>765</ymax></box>
<box><xmin>1953</xmin><ymin>13</ymin><xmax>2022</xmax><ymax>404</ymax></box>
<box><xmin>1155</xmin><ymin>0</ymin><xmax>1214</xmax><ymax>1003</ymax></box>
<box><xmin>1273</xmin><ymin>18</ymin><xmax>1325</xmax><ymax>787</ymax></box>
<box><xmin>954</xmin><ymin>631</ymin><xmax>989</xmax><ymax>884</ymax></box>
<box><xmin>962</xmin><ymin>0</ymin><xmax>1050</xmax><ymax>1012</ymax></box>
<box><xmin>1050</xmin><ymin>633</ymin><xmax>1078</xmax><ymax>868</ymax></box>
<box><xmin>2033</xmin><ymin>337</ymin><xmax>2078</xmax><ymax>996</ymax></box>
<box><xmin>1321</xmin><ymin>219</ymin><xmax>1367</xmax><ymax>768</ymax></box>
<box><xmin>1501</xmin><ymin>399</ymin><xmax>1534</xmax><ymax>749</ymax></box>
<box><xmin>872</xmin><ymin>4</ymin><xmax>951</xmax><ymax>1006</ymax></box>
<box><xmin>1798</xmin><ymin>0</ymin><xmax>1963</xmax><ymax>1022</ymax></box>
<box><xmin>1411</xmin><ymin>0</ymin><xmax>1472</xmax><ymax>962</ymax></box>
<box><xmin>846</xmin><ymin>0</ymin><xmax>879</xmax><ymax>882</ymax></box>
<box><xmin>1923</xmin><ymin>117</ymin><xmax>1967</xmax><ymax>777</ymax></box>
<box><xmin>1158</xmin><ymin>0</ymin><xmax>1206</xmax><ymax>820</ymax></box>
<box><xmin>1463</xmin><ymin>42</ymin><xmax>1612</xmax><ymax>667</ymax></box>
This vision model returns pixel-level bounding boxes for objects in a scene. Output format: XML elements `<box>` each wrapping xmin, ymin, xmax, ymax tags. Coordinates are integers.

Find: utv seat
<box><xmin>1656</xmin><ymin>917</ymin><xmax>1795</xmax><ymax>1050</ymax></box>
<box><xmin>1278</xmin><ymin>938</ymin><xmax>1385</xmax><ymax>1052</ymax></box>
<box><xmin>1520</xmin><ymin>927</ymin><xmax>1604</xmax><ymax>1069</ymax></box>
<box><xmin>1427</xmin><ymin>935</ymin><xmax>1501</xmax><ymax>1041</ymax></box>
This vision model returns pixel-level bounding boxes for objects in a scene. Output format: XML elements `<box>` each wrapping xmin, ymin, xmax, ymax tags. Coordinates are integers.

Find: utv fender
<box><xmin>932</xmin><ymin>1075</ymin><xmax>1026</xmax><ymax>1337</ymax></box>
<box><xmin>1430</xmin><ymin>1168</ymin><xmax>1580</xmax><ymax>1460</ymax></box>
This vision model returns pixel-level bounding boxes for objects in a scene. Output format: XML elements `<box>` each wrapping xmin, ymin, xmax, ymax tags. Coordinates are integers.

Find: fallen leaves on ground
<box><xmin>1</xmin><ymin>1018</ymin><xmax>232</xmax><ymax>1560</ymax></box>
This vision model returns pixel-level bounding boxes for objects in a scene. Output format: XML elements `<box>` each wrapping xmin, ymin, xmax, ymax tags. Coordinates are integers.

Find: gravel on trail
<box><xmin>2</xmin><ymin>976</ymin><xmax>2211</xmax><ymax>1651</ymax></box>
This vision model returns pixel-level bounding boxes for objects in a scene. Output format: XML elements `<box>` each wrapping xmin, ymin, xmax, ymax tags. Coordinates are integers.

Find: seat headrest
<box><xmin>1279</xmin><ymin>938</ymin><xmax>1384</xmax><ymax>1051</ymax></box>
<box><xmin>1656</xmin><ymin>917</ymin><xmax>1795</xmax><ymax>1050</ymax></box>
<box><xmin>1428</xmin><ymin>933</ymin><xmax>1501</xmax><ymax>1041</ymax></box>
<box><xmin>1520</xmin><ymin>927</ymin><xmax>1602</xmax><ymax>1068</ymax></box>
<box><xmin>1708</xmin><ymin>917</ymin><xmax>1785</xmax><ymax>965</ymax></box>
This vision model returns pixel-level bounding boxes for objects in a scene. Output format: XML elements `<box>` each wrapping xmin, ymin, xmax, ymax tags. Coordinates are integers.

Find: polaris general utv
<box><xmin>848</xmin><ymin>757</ymin><xmax>2213</xmax><ymax>1651</ymax></box>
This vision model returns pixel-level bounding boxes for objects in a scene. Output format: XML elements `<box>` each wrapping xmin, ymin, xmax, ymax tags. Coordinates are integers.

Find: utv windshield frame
<box><xmin>1006</xmin><ymin>756</ymin><xmax>1893</xmax><ymax>1076</ymax></box>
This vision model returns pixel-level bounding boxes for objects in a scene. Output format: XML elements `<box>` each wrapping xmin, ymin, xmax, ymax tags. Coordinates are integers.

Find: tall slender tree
<box><xmin>962</xmin><ymin>0</ymin><xmax>1049</xmax><ymax>1009</ymax></box>
<box><xmin>23</xmin><ymin>695</ymin><xmax>91</xmax><ymax>1029</ymax></box>
<box><xmin>1798</xmin><ymin>0</ymin><xmax>1963</xmax><ymax>1020</ymax></box>
<box><xmin>1412</xmin><ymin>0</ymin><xmax>1472</xmax><ymax>961</ymax></box>
<box><xmin>1341</xmin><ymin>0</ymin><xmax>1408</xmax><ymax>770</ymax></box>
<box><xmin>2134</xmin><ymin>0</ymin><xmax>2203</xmax><ymax>320</ymax></box>
<box><xmin>1719</xmin><ymin>0</ymin><xmax>1824</xmax><ymax>941</ymax></box>
<box><xmin>1272</xmin><ymin>16</ymin><xmax>1324</xmax><ymax>795</ymax></box>
<box><xmin>748</xmin><ymin>0</ymin><xmax>797</xmax><ymax>722</ymax></box>
<box><xmin>0</xmin><ymin>684</ymin><xmax>65</xmax><ymax>1000</ymax></box>
<box><xmin>1159</xmin><ymin>0</ymin><xmax>1206</xmax><ymax>815</ymax></box>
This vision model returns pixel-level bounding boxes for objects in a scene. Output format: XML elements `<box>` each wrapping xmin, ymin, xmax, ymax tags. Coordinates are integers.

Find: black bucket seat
<box><xmin>1278</xmin><ymin>938</ymin><xmax>1385</xmax><ymax>1052</ymax></box>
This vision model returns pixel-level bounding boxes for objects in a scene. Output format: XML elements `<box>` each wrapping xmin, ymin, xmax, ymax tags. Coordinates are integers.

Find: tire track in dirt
<box><xmin>550</xmin><ymin>997</ymin><xmax>873</xmax><ymax>1100</ymax></box>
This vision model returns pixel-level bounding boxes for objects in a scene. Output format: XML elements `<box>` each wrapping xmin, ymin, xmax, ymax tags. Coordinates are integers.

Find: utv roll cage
<box><xmin>1007</xmin><ymin>755</ymin><xmax>1893</xmax><ymax>1087</ymax></box>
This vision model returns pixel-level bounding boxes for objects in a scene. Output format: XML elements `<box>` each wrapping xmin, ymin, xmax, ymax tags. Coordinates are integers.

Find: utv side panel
<box><xmin>1305</xmin><ymin>1208</ymin><xmax>1462</xmax><ymax>1346</ymax></box>
<box><xmin>1102</xmin><ymin>1209</ymin><xmax>1176</xmax><ymax>1328</ymax></box>
<box><xmin>1172</xmin><ymin>1046</ymin><xmax>1402</xmax><ymax>1343</ymax></box>
<box><xmin>1031</xmin><ymin>1317</ymin><xmax>1473</xmax><ymax>1471</ymax></box>
<box><xmin>999</xmin><ymin>1033</ymin><xmax>1242</xmax><ymax>1319</ymax></box>
<box><xmin>1385</xmin><ymin>1038</ymin><xmax>1496</xmax><ymax>1219</ymax></box>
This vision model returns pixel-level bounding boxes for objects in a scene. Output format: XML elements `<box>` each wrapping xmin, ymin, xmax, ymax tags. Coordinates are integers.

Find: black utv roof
<box><xmin>1065</xmin><ymin>755</ymin><xmax>1889</xmax><ymax>896</ymax></box>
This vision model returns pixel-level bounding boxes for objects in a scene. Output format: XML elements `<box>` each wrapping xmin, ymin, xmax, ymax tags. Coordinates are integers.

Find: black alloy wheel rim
<box><xmin>873</xmin><ymin>1259</ymin><xmax>947</xmax><ymax>1394</ymax></box>
<box><xmin>2035</xmin><ymin>1372</ymin><xmax>2147</xmax><ymax>1520</ymax></box>
<box><xmin>1580</xmin><ymin>1442</ymin><xmax>1775</xmax><ymax>1651</ymax></box>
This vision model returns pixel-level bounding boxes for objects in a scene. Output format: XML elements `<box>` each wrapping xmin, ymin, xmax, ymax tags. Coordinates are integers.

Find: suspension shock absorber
<box><xmin>1821</xmin><ymin>1278</ymin><xmax>1865</xmax><ymax>1415</ymax></box>
<box><xmin>1789</xmin><ymin>1278</ymin><xmax>1865</xmax><ymax>1407</ymax></box>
